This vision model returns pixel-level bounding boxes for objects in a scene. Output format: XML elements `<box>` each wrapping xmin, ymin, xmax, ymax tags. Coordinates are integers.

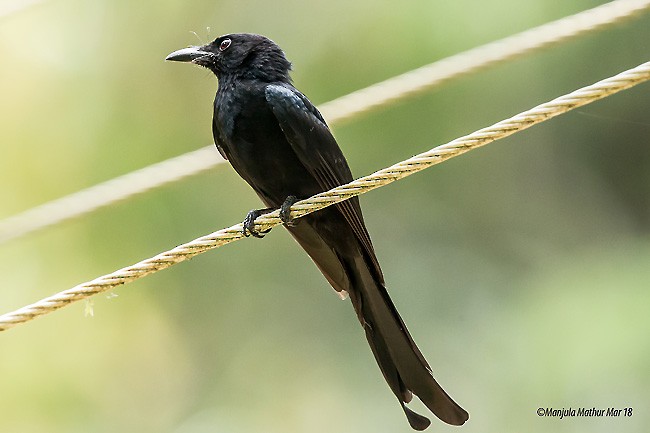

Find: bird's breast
<box><xmin>213</xmin><ymin>86</ymin><xmax>320</xmax><ymax>207</ymax></box>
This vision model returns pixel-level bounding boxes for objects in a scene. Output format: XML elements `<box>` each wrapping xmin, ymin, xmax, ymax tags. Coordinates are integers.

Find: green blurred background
<box><xmin>1</xmin><ymin>0</ymin><xmax>649</xmax><ymax>432</ymax></box>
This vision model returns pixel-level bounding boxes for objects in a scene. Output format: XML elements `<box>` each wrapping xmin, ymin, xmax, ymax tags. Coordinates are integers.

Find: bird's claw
<box><xmin>241</xmin><ymin>196</ymin><xmax>298</xmax><ymax>237</ymax></box>
<box><xmin>242</xmin><ymin>208</ymin><xmax>272</xmax><ymax>238</ymax></box>
<box><xmin>279</xmin><ymin>196</ymin><xmax>299</xmax><ymax>227</ymax></box>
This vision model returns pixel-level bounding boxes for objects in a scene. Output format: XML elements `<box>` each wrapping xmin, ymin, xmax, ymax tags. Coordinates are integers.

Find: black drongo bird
<box><xmin>166</xmin><ymin>33</ymin><xmax>468</xmax><ymax>430</ymax></box>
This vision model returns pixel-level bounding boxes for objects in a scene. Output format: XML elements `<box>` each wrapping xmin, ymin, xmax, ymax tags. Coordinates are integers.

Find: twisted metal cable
<box><xmin>2</xmin><ymin>0</ymin><xmax>649</xmax><ymax>244</ymax></box>
<box><xmin>1</xmin><ymin>60</ymin><xmax>649</xmax><ymax>332</ymax></box>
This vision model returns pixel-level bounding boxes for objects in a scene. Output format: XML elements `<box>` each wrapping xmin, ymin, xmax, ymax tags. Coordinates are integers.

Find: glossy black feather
<box><xmin>264</xmin><ymin>83</ymin><xmax>383</xmax><ymax>283</ymax></box>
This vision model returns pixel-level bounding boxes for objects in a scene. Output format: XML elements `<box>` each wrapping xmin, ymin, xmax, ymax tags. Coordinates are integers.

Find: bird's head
<box><xmin>166</xmin><ymin>33</ymin><xmax>292</xmax><ymax>82</ymax></box>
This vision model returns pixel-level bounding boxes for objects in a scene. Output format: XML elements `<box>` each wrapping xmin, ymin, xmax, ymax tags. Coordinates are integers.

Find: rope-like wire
<box><xmin>2</xmin><ymin>0</ymin><xmax>649</xmax><ymax>244</ymax></box>
<box><xmin>0</xmin><ymin>0</ymin><xmax>44</xmax><ymax>19</ymax></box>
<box><xmin>319</xmin><ymin>0</ymin><xmax>650</xmax><ymax>123</ymax></box>
<box><xmin>0</xmin><ymin>148</ymin><xmax>223</xmax><ymax>243</ymax></box>
<box><xmin>1</xmin><ymin>60</ymin><xmax>649</xmax><ymax>332</ymax></box>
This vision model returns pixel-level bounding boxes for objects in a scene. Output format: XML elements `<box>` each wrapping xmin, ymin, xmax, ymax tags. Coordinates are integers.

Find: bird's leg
<box><xmin>279</xmin><ymin>195</ymin><xmax>299</xmax><ymax>227</ymax></box>
<box><xmin>242</xmin><ymin>208</ymin><xmax>273</xmax><ymax>238</ymax></box>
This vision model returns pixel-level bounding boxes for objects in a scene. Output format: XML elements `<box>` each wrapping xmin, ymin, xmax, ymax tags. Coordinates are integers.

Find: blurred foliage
<box><xmin>1</xmin><ymin>0</ymin><xmax>649</xmax><ymax>432</ymax></box>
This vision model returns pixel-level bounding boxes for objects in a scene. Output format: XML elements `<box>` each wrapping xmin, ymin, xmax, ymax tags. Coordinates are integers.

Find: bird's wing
<box><xmin>265</xmin><ymin>83</ymin><xmax>383</xmax><ymax>283</ymax></box>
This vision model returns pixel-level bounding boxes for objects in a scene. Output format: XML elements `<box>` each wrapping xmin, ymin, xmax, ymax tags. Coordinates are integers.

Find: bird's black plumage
<box><xmin>166</xmin><ymin>33</ymin><xmax>468</xmax><ymax>430</ymax></box>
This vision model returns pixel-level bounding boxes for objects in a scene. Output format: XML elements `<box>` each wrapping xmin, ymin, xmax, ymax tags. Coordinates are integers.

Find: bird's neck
<box><xmin>217</xmin><ymin>67</ymin><xmax>291</xmax><ymax>85</ymax></box>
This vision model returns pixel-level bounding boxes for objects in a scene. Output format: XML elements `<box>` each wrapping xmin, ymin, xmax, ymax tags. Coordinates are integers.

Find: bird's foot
<box><xmin>242</xmin><ymin>208</ymin><xmax>273</xmax><ymax>238</ymax></box>
<box><xmin>279</xmin><ymin>196</ymin><xmax>299</xmax><ymax>227</ymax></box>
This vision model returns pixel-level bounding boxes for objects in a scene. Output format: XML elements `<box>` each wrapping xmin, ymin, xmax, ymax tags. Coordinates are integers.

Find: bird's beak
<box><xmin>165</xmin><ymin>46</ymin><xmax>210</xmax><ymax>62</ymax></box>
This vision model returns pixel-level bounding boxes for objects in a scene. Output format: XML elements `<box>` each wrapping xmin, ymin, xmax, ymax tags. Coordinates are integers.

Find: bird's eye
<box><xmin>219</xmin><ymin>39</ymin><xmax>232</xmax><ymax>51</ymax></box>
